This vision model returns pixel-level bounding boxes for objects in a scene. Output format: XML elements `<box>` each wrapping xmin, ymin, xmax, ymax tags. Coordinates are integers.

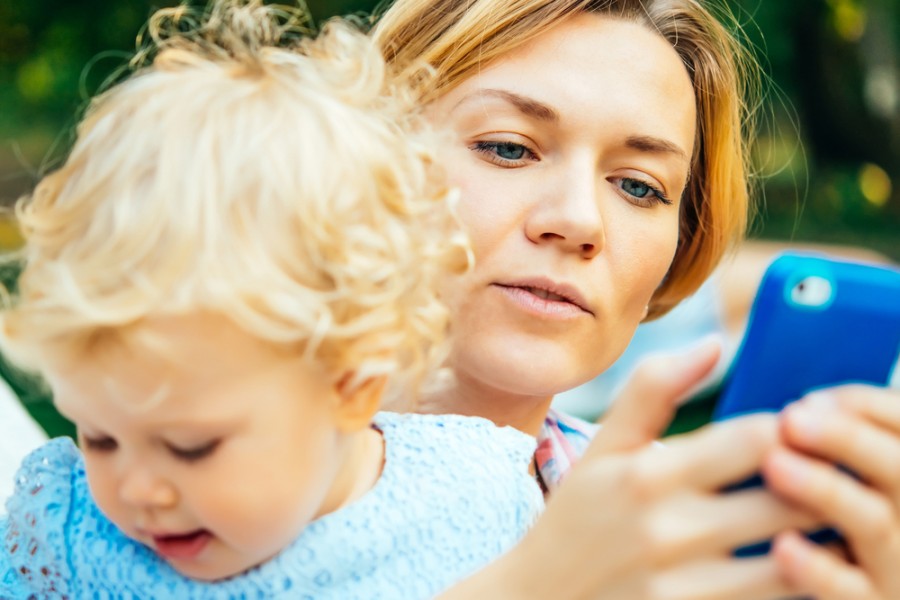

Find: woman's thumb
<box><xmin>584</xmin><ymin>335</ymin><xmax>723</xmax><ymax>459</ymax></box>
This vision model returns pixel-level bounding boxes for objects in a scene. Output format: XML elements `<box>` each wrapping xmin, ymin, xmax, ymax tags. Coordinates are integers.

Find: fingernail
<box><xmin>770</xmin><ymin>450</ymin><xmax>810</xmax><ymax>488</ymax></box>
<box><xmin>802</xmin><ymin>390</ymin><xmax>836</xmax><ymax>410</ymax></box>
<box><xmin>690</xmin><ymin>332</ymin><xmax>724</xmax><ymax>354</ymax></box>
<box><xmin>785</xmin><ymin>405</ymin><xmax>823</xmax><ymax>442</ymax></box>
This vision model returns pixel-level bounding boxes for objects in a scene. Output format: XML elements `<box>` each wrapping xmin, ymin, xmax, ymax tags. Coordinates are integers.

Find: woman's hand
<box><xmin>441</xmin><ymin>340</ymin><xmax>810</xmax><ymax>600</ymax></box>
<box><xmin>517</xmin><ymin>416</ymin><xmax>813</xmax><ymax>600</ymax></box>
<box><xmin>765</xmin><ymin>384</ymin><xmax>900</xmax><ymax>599</ymax></box>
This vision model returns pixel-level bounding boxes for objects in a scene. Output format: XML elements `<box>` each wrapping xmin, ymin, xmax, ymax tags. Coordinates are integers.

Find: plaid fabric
<box><xmin>534</xmin><ymin>408</ymin><xmax>599</xmax><ymax>493</ymax></box>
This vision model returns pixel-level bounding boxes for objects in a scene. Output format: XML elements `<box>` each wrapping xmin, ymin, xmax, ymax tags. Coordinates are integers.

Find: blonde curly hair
<box><xmin>1</xmin><ymin>0</ymin><xmax>469</xmax><ymax>395</ymax></box>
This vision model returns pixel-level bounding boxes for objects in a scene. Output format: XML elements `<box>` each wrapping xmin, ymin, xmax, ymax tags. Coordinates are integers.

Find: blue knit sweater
<box><xmin>0</xmin><ymin>412</ymin><xmax>542</xmax><ymax>599</ymax></box>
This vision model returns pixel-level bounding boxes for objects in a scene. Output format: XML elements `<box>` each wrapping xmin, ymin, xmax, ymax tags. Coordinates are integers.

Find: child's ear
<box><xmin>332</xmin><ymin>373</ymin><xmax>386</xmax><ymax>432</ymax></box>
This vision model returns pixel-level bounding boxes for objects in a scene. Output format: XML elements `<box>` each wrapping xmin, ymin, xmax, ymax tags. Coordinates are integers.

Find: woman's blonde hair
<box><xmin>375</xmin><ymin>0</ymin><xmax>760</xmax><ymax>319</ymax></box>
<box><xmin>1</xmin><ymin>0</ymin><xmax>468</xmax><ymax>393</ymax></box>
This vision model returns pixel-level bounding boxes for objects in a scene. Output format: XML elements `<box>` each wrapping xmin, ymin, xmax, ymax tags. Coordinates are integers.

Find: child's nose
<box><xmin>118</xmin><ymin>468</ymin><xmax>178</xmax><ymax>509</ymax></box>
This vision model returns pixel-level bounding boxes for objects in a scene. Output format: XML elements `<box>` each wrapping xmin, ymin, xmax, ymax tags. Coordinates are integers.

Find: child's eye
<box><xmin>615</xmin><ymin>177</ymin><xmax>672</xmax><ymax>207</ymax></box>
<box><xmin>167</xmin><ymin>440</ymin><xmax>221</xmax><ymax>463</ymax></box>
<box><xmin>471</xmin><ymin>140</ymin><xmax>538</xmax><ymax>167</ymax></box>
<box><xmin>81</xmin><ymin>434</ymin><xmax>119</xmax><ymax>453</ymax></box>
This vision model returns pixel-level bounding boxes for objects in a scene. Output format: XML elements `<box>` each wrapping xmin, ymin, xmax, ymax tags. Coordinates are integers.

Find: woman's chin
<box><xmin>453</xmin><ymin>339</ymin><xmax>609</xmax><ymax>400</ymax></box>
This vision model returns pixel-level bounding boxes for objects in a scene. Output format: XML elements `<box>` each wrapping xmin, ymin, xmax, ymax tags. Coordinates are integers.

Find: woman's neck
<box><xmin>417</xmin><ymin>373</ymin><xmax>554</xmax><ymax>437</ymax></box>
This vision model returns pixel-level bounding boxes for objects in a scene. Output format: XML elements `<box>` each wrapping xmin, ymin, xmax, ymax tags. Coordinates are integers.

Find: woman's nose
<box><xmin>524</xmin><ymin>161</ymin><xmax>605</xmax><ymax>259</ymax></box>
<box><xmin>118</xmin><ymin>466</ymin><xmax>178</xmax><ymax>509</ymax></box>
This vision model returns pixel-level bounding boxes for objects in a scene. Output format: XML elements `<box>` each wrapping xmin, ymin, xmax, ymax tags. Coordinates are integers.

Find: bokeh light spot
<box><xmin>828</xmin><ymin>0</ymin><xmax>867</xmax><ymax>42</ymax></box>
<box><xmin>16</xmin><ymin>58</ymin><xmax>54</xmax><ymax>102</ymax></box>
<box><xmin>858</xmin><ymin>163</ymin><xmax>891</xmax><ymax>207</ymax></box>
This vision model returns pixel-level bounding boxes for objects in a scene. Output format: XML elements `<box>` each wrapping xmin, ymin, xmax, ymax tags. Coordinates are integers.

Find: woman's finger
<box><xmin>649</xmin><ymin>555</ymin><xmax>802</xmax><ymax>600</ymax></box>
<box><xmin>782</xmin><ymin>401</ymin><xmax>900</xmax><ymax>497</ymax></box>
<box><xmin>773</xmin><ymin>529</ymin><xmax>875</xmax><ymax>600</ymax></box>
<box><xmin>646</xmin><ymin>488</ymin><xmax>820</xmax><ymax>566</ymax></box>
<box><xmin>763</xmin><ymin>448</ymin><xmax>900</xmax><ymax>575</ymax></box>
<box><xmin>804</xmin><ymin>385</ymin><xmax>900</xmax><ymax>437</ymax></box>
<box><xmin>586</xmin><ymin>335</ymin><xmax>722</xmax><ymax>458</ymax></box>
<box><xmin>642</xmin><ymin>413</ymin><xmax>780</xmax><ymax>491</ymax></box>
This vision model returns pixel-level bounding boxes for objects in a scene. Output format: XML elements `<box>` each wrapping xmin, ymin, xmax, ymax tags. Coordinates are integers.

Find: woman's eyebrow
<box><xmin>453</xmin><ymin>88</ymin><xmax>559</xmax><ymax>122</ymax></box>
<box><xmin>450</xmin><ymin>90</ymin><xmax>690</xmax><ymax>165</ymax></box>
<box><xmin>625</xmin><ymin>135</ymin><xmax>690</xmax><ymax>164</ymax></box>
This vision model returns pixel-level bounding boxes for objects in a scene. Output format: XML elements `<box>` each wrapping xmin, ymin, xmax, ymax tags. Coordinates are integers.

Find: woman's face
<box><xmin>429</xmin><ymin>13</ymin><xmax>697</xmax><ymax>399</ymax></box>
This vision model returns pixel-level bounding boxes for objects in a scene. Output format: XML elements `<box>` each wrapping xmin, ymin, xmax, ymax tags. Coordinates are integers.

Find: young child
<box><xmin>0</xmin><ymin>1</ymin><xmax>542</xmax><ymax>597</ymax></box>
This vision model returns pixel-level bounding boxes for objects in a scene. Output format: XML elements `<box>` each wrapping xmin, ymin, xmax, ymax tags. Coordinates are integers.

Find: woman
<box><xmin>376</xmin><ymin>0</ymin><xmax>756</xmax><ymax>477</ymax></box>
<box><xmin>373</xmin><ymin>0</ymin><xmax>900</xmax><ymax>598</ymax></box>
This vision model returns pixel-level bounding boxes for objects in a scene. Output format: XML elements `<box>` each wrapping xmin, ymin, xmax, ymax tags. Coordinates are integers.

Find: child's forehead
<box><xmin>50</xmin><ymin>370</ymin><xmax>173</xmax><ymax>421</ymax></box>
<box><xmin>48</xmin><ymin>312</ymin><xmax>340</xmax><ymax>436</ymax></box>
<box><xmin>46</xmin><ymin>321</ymin><xmax>312</xmax><ymax>423</ymax></box>
<box><xmin>51</xmin><ymin>371</ymin><xmax>249</xmax><ymax>437</ymax></box>
<box><xmin>48</xmin><ymin>314</ymin><xmax>308</xmax><ymax>395</ymax></box>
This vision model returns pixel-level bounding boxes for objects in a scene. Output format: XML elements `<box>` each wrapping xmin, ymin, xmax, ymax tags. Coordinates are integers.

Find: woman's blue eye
<box><xmin>471</xmin><ymin>141</ymin><xmax>535</xmax><ymax>165</ymax></box>
<box><xmin>619</xmin><ymin>178</ymin><xmax>672</xmax><ymax>206</ymax></box>
<box><xmin>493</xmin><ymin>142</ymin><xmax>526</xmax><ymax>160</ymax></box>
<box><xmin>622</xmin><ymin>178</ymin><xmax>653</xmax><ymax>198</ymax></box>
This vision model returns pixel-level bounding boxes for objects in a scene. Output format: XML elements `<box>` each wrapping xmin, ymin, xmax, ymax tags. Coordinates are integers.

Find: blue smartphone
<box><xmin>714</xmin><ymin>252</ymin><xmax>900</xmax><ymax>555</ymax></box>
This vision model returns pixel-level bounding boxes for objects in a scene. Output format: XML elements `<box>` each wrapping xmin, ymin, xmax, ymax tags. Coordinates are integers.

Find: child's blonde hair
<box><xmin>1</xmin><ymin>0</ymin><xmax>468</xmax><ymax>393</ymax></box>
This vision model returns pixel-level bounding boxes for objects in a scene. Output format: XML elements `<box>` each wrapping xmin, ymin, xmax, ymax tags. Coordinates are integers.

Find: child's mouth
<box><xmin>152</xmin><ymin>529</ymin><xmax>212</xmax><ymax>560</ymax></box>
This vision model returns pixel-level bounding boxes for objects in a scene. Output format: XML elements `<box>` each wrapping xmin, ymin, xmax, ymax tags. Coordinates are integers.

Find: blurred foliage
<box><xmin>0</xmin><ymin>0</ymin><xmax>377</xmax><ymax>213</ymax></box>
<box><xmin>0</xmin><ymin>0</ymin><xmax>895</xmax><ymax>437</ymax></box>
<box><xmin>0</xmin><ymin>0</ymin><xmax>897</xmax><ymax>259</ymax></box>
<box><xmin>732</xmin><ymin>0</ymin><xmax>900</xmax><ymax>260</ymax></box>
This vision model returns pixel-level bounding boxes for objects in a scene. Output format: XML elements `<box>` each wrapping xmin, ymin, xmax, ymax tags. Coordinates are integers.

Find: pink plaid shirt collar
<box><xmin>534</xmin><ymin>408</ymin><xmax>599</xmax><ymax>493</ymax></box>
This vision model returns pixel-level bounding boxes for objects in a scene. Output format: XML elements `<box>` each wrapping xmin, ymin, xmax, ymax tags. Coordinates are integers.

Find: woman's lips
<box><xmin>152</xmin><ymin>529</ymin><xmax>212</xmax><ymax>560</ymax></box>
<box><xmin>493</xmin><ymin>283</ymin><xmax>592</xmax><ymax>318</ymax></box>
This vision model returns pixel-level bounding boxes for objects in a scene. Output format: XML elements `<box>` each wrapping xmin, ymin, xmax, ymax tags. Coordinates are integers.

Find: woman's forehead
<box><xmin>434</xmin><ymin>13</ymin><xmax>696</xmax><ymax>157</ymax></box>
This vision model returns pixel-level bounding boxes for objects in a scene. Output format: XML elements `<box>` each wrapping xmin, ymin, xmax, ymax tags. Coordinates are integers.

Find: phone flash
<box><xmin>789</xmin><ymin>275</ymin><xmax>834</xmax><ymax>308</ymax></box>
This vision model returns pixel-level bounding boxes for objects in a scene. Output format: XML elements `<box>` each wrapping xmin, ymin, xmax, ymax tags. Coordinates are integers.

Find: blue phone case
<box><xmin>715</xmin><ymin>252</ymin><xmax>900</xmax><ymax>420</ymax></box>
<box><xmin>714</xmin><ymin>252</ymin><xmax>900</xmax><ymax>555</ymax></box>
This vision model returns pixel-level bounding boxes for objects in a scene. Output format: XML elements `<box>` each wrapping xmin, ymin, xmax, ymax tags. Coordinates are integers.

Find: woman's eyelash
<box><xmin>471</xmin><ymin>140</ymin><xmax>537</xmax><ymax>165</ymax></box>
<box><xmin>167</xmin><ymin>440</ymin><xmax>221</xmax><ymax>463</ymax></box>
<box><xmin>619</xmin><ymin>177</ymin><xmax>672</xmax><ymax>206</ymax></box>
<box><xmin>470</xmin><ymin>140</ymin><xmax>672</xmax><ymax>206</ymax></box>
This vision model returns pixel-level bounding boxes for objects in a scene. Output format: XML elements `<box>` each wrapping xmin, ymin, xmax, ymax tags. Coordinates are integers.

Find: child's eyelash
<box><xmin>81</xmin><ymin>435</ymin><xmax>118</xmax><ymax>452</ymax></box>
<box><xmin>167</xmin><ymin>440</ymin><xmax>221</xmax><ymax>463</ymax></box>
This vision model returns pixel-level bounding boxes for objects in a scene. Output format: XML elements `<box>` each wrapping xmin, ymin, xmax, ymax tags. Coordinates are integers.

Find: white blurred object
<box><xmin>890</xmin><ymin>347</ymin><xmax>900</xmax><ymax>389</ymax></box>
<box><xmin>552</xmin><ymin>277</ymin><xmax>732</xmax><ymax>421</ymax></box>
<box><xmin>0</xmin><ymin>379</ymin><xmax>47</xmax><ymax>514</ymax></box>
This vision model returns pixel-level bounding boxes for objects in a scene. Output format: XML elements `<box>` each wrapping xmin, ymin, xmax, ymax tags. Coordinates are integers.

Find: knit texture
<box><xmin>1</xmin><ymin>412</ymin><xmax>542</xmax><ymax>599</ymax></box>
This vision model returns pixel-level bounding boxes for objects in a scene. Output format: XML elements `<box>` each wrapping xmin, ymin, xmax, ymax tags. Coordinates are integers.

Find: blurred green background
<box><xmin>1</xmin><ymin>0</ymin><xmax>897</xmax><ymax>255</ymax></box>
<box><xmin>0</xmin><ymin>0</ymin><xmax>897</xmax><ymax>437</ymax></box>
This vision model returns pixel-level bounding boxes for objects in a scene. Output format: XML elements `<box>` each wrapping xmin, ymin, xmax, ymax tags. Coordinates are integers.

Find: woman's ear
<box><xmin>332</xmin><ymin>373</ymin><xmax>387</xmax><ymax>432</ymax></box>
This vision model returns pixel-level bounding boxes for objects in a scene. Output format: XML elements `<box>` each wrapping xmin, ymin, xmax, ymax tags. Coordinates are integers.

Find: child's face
<box><xmin>48</xmin><ymin>314</ymin><xmax>365</xmax><ymax>581</ymax></box>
